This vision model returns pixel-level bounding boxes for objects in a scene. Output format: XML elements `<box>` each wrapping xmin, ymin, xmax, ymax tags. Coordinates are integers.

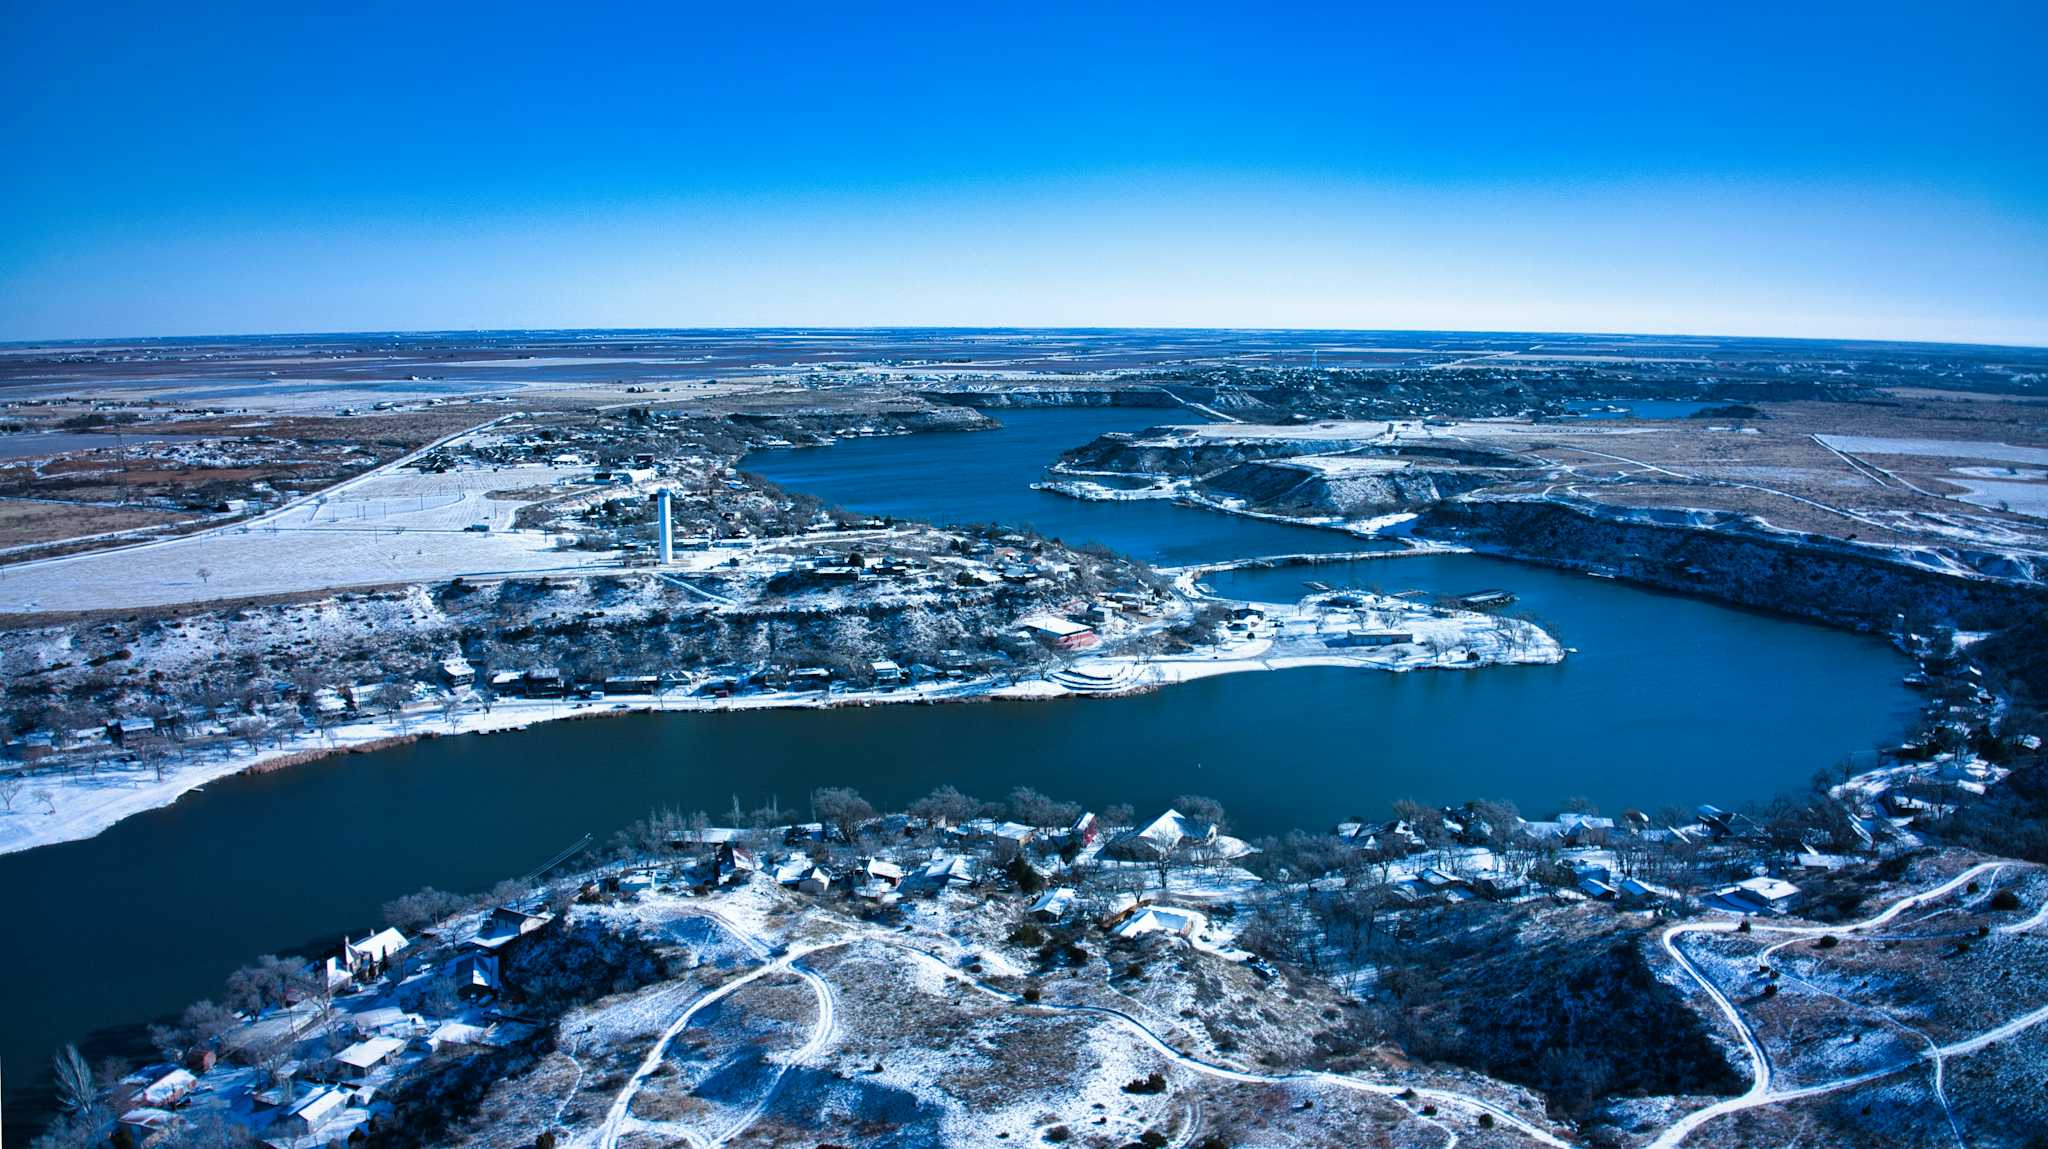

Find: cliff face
<box><xmin>1056</xmin><ymin>434</ymin><xmax>1386</xmax><ymax>477</ymax></box>
<box><xmin>1420</xmin><ymin>498</ymin><xmax>2048</xmax><ymax>630</ymax></box>
<box><xmin>919</xmin><ymin>387</ymin><xmax>1181</xmax><ymax>409</ymax></box>
<box><xmin>1198</xmin><ymin>460</ymin><xmax>1499</xmax><ymax>517</ymax></box>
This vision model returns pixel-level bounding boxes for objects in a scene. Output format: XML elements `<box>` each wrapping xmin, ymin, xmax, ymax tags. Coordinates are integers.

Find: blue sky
<box><xmin>3</xmin><ymin>2</ymin><xmax>2044</xmax><ymax>344</ymax></box>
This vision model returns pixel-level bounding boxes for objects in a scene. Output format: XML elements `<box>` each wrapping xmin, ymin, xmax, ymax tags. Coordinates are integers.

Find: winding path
<box><xmin>1649</xmin><ymin>861</ymin><xmax>2045</xmax><ymax>1148</ymax></box>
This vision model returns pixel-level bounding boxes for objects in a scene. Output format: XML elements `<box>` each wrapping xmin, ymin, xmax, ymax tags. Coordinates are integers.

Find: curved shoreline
<box><xmin>0</xmin><ymin>584</ymin><xmax>1560</xmax><ymax>858</ymax></box>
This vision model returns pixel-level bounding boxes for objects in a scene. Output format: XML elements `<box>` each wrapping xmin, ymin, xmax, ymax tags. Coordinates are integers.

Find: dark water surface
<box><xmin>1</xmin><ymin>407</ymin><xmax>1915</xmax><ymax>1128</ymax></box>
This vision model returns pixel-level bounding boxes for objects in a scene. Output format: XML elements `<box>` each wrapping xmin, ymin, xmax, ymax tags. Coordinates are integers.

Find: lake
<box><xmin>0</xmin><ymin>407</ymin><xmax>1915</xmax><ymax>1128</ymax></box>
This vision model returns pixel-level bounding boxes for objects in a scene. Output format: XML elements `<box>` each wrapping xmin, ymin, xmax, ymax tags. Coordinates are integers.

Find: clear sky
<box><xmin>3</xmin><ymin>2</ymin><xmax>2044</xmax><ymax>345</ymax></box>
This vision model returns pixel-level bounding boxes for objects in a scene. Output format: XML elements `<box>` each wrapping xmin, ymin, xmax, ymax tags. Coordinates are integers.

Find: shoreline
<box><xmin>0</xmin><ymin>587</ymin><xmax>1559</xmax><ymax>859</ymax></box>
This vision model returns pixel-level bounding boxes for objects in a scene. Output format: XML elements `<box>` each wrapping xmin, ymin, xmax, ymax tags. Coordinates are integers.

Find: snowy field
<box><xmin>1816</xmin><ymin>435</ymin><xmax>2048</xmax><ymax>466</ymax></box>
<box><xmin>0</xmin><ymin>464</ymin><xmax>619</xmax><ymax>613</ymax></box>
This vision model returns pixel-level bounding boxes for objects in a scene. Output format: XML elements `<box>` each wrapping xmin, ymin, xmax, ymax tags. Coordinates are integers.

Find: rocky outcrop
<box><xmin>918</xmin><ymin>387</ymin><xmax>1180</xmax><ymax>409</ymax></box>
<box><xmin>1196</xmin><ymin>460</ymin><xmax>1499</xmax><ymax>517</ymax></box>
<box><xmin>1419</xmin><ymin>496</ymin><xmax>2048</xmax><ymax>630</ymax></box>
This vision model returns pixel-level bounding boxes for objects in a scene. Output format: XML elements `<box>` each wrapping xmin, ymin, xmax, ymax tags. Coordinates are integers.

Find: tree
<box><xmin>0</xmin><ymin>776</ymin><xmax>22</xmax><ymax>810</ymax></box>
<box><xmin>33</xmin><ymin>788</ymin><xmax>55</xmax><ymax>815</ymax></box>
<box><xmin>196</xmin><ymin>566</ymin><xmax>212</xmax><ymax>587</ymax></box>
<box><xmin>909</xmin><ymin>785</ymin><xmax>980</xmax><ymax>829</ymax></box>
<box><xmin>812</xmin><ymin>787</ymin><xmax>874</xmax><ymax>845</ymax></box>
<box><xmin>1173</xmin><ymin>794</ymin><xmax>1228</xmax><ymax>835</ymax></box>
<box><xmin>375</xmin><ymin>682</ymin><xmax>414</xmax><ymax>735</ymax></box>
<box><xmin>52</xmin><ymin>1043</ymin><xmax>99</xmax><ymax>1120</ymax></box>
<box><xmin>1009</xmin><ymin>786</ymin><xmax>1080</xmax><ymax>829</ymax></box>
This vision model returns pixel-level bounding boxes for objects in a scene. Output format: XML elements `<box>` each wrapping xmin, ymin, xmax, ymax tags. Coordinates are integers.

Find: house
<box><xmin>1324</xmin><ymin>629</ymin><xmax>1414</xmax><ymax>648</ymax></box>
<box><xmin>914</xmin><ymin>852</ymin><xmax>978</xmax><ymax>889</ymax></box>
<box><xmin>333</xmin><ymin>1036</ymin><xmax>405</xmax><ymax>1079</ymax></box>
<box><xmin>1017</xmin><ymin>614</ymin><xmax>1099</xmax><ymax>651</ymax></box>
<box><xmin>1110</xmin><ymin>905</ymin><xmax>1205</xmax><ymax>941</ymax></box>
<box><xmin>1558</xmin><ymin>812</ymin><xmax>1616</xmax><ymax>843</ymax></box>
<box><xmin>797</xmin><ymin>866</ymin><xmax>832</xmax><ymax>895</ymax></box>
<box><xmin>1029</xmin><ymin>886</ymin><xmax>1077</xmax><ymax>920</ymax></box>
<box><xmin>864</xmin><ymin>858</ymin><xmax>905</xmax><ymax>886</ymax></box>
<box><xmin>714</xmin><ymin>842</ymin><xmax>759</xmax><ymax>885</ymax></box>
<box><xmin>1474</xmin><ymin>873</ymin><xmax>1528</xmax><ymax>901</ymax></box>
<box><xmin>773</xmin><ymin>856</ymin><xmax>814</xmax><ymax>886</ymax></box>
<box><xmin>1578</xmin><ymin>878</ymin><xmax>1618</xmax><ymax>900</ymax></box>
<box><xmin>118</xmin><ymin>1108</ymin><xmax>180</xmax><ymax>1144</ymax></box>
<box><xmin>1724</xmin><ymin>876</ymin><xmax>1803</xmax><ymax>914</ymax></box>
<box><xmin>1112</xmin><ymin>809</ymin><xmax>1218</xmax><ymax>859</ymax></box>
<box><xmin>107</xmin><ymin>715</ymin><xmax>158</xmax><ymax>744</ymax></box>
<box><xmin>427</xmin><ymin>1021</ymin><xmax>489</xmax><ymax>1050</ymax></box>
<box><xmin>1617</xmin><ymin>877</ymin><xmax>1674</xmax><ymax>905</ymax></box>
<box><xmin>451</xmin><ymin>952</ymin><xmax>501</xmax><ymax>998</ymax></box>
<box><xmin>138</xmin><ymin>1067</ymin><xmax>197</xmax><ymax>1108</ymax></box>
<box><xmin>441</xmin><ymin>657</ymin><xmax>475</xmax><ymax>688</ymax></box>
<box><xmin>870</xmin><ymin>660</ymin><xmax>907</xmax><ymax>687</ymax></box>
<box><xmin>788</xmin><ymin>667</ymin><xmax>833</xmax><ymax>691</ymax></box>
<box><xmin>471</xmin><ymin>907</ymin><xmax>550</xmax><ymax>951</ymax></box>
<box><xmin>523</xmin><ymin>668</ymin><xmax>566</xmax><ymax>698</ymax></box>
<box><xmin>279</xmin><ymin>1084</ymin><xmax>350</xmax><ymax>1135</ymax></box>
<box><xmin>1067</xmin><ymin>811</ymin><xmax>1099</xmax><ymax>846</ymax></box>
<box><xmin>603</xmin><ymin>675</ymin><xmax>660</xmax><ymax>694</ymax></box>
<box><xmin>854</xmin><ymin>878</ymin><xmax>898</xmax><ymax>903</ymax></box>
<box><xmin>1567</xmin><ymin>860</ymin><xmax>1612</xmax><ymax>885</ymax></box>
<box><xmin>342</xmin><ymin>928</ymin><xmax>408</xmax><ymax>976</ymax></box>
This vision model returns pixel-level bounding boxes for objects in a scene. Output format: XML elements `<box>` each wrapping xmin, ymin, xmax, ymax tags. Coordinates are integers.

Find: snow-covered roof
<box><xmin>1017</xmin><ymin>614</ymin><xmax>1092</xmax><ymax>638</ymax></box>
<box><xmin>1132</xmin><ymin>809</ymin><xmax>1214</xmax><ymax>853</ymax></box>
<box><xmin>1735</xmin><ymin>876</ymin><xmax>1801</xmax><ymax>902</ymax></box>
<box><xmin>1113</xmin><ymin>906</ymin><xmax>1205</xmax><ymax>940</ymax></box>
<box><xmin>346</xmin><ymin>927</ymin><xmax>408</xmax><ymax>964</ymax></box>
<box><xmin>1028</xmin><ymin>887</ymin><xmax>1076</xmax><ymax>917</ymax></box>
<box><xmin>140</xmin><ymin>1068</ymin><xmax>196</xmax><ymax>1105</ymax></box>
<box><xmin>334</xmin><ymin>1036</ymin><xmax>405</xmax><ymax>1069</ymax></box>
<box><xmin>287</xmin><ymin>1084</ymin><xmax>349</xmax><ymax>1124</ymax></box>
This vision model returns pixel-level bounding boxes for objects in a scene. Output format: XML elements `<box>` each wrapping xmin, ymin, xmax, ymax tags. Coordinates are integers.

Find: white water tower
<box><xmin>657</xmin><ymin>489</ymin><xmax>673</xmax><ymax>565</ymax></box>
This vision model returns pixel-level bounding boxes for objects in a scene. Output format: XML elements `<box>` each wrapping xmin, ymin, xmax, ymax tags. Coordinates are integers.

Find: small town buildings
<box><xmin>1110</xmin><ymin>905</ymin><xmax>1205</xmax><ymax>941</ymax></box>
<box><xmin>278</xmin><ymin>1084</ymin><xmax>350</xmax><ymax>1136</ymax></box>
<box><xmin>471</xmin><ymin>907</ymin><xmax>550</xmax><ymax>951</ymax></box>
<box><xmin>119</xmin><ymin>1106</ymin><xmax>181</xmax><ymax>1143</ymax></box>
<box><xmin>333</xmin><ymin>1035</ymin><xmax>405</xmax><ymax>1079</ymax></box>
<box><xmin>797</xmin><ymin>867</ymin><xmax>832</xmax><ymax>895</ymax></box>
<box><xmin>1017</xmin><ymin>614</ymin><xmax>1099</xmax><ymax>651</ymax></box>
<box><xmin>138</xmin><ymin>1067</ymin><xmax>197</xmax><ymax>1108</ymax></box>
<box><xmin>523</xmin><ymin>668</ymin><xmax>566</xmax><ymax>698</ymax></box>
<box><xmin>441</xmin><ymin>657</ymin><xmax>475</xmax><ymax>688</ymax></box>
<box><xmin>107</xmin><ymin>715</ymin><xmax>158</xmax><ymax>743</ymax></box>
<box><xmin>1723</xmin><ymin>876</ymin><xmax>1803</xmax><ymax>914</ymax></box>
<box><xmin>870</xmin><ymin>660</ymin><xmax>907</xmax><ymax>686</ymax></box>
<box><xmin>918</xmin><ymin>852</ymin><xmax>978</xmax><ymax>888</ymax></box>
<box><xmin>1114</xmin><ymin>809</ymin><xmax>1218</xmax><ymax>859</ymax></box>
<box><xmin>714</xmin><ymin>842</ymin><xmax>759</xmax><ymax>885</ymax></box>
<box><xmin>1029</xmin><ymin>887</ymin><xmax>1077</xmax><ymax>920</ymax></box>
<box><xmin>1324</xmin><ymin>629</ymin><xmax>1413</xmax><ymax>648</ymax></box>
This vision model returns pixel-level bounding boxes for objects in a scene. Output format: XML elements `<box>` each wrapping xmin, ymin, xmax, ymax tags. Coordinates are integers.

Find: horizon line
<box><xmin>5</xmin><ymin>323</ymin><xmax>2045</xmax><ymax>354</ymax></box>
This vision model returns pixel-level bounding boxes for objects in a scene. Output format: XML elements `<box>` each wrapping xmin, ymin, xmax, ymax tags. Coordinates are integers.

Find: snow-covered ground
<box><xmin>0</xmin><ymin>583</ymin><xmax>1561</xmax><ymax>857</ymax></box>
<box><xmin>0</xmin><ymin>461</ymin><xmax>626</xmax><ymax>613</ymax></box>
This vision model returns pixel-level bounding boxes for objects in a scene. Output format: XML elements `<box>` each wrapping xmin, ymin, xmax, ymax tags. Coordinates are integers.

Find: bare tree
<box><xmin>52</xmin><ymin>1043</ymin><xmax>100</xmax><ymax>1122</ymax></box>
<box><xmin>812</xmin><ymin>786</ymin><xmax>874</xmax><ymax>846</ymax></box>
<box><xmin>33</xmin><ymin>787</ymin><xmax>55</xmax><ymax>815</ymax></box>
<box><xmin>910</xmin><ymin>784</ymin><xmax>980</xmax><ymax>829</ymax></box>
<box><xmin>0</xmin><ymin>776</ymin><xmax>22</xmax><ymax>811</ymax></box>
